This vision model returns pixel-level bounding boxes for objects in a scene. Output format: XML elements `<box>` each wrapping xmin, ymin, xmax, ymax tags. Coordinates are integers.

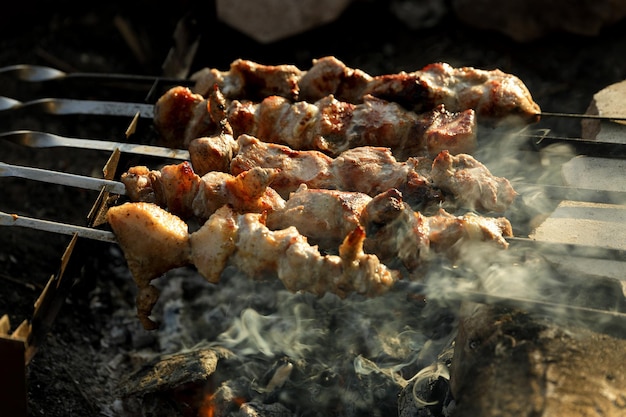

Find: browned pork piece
<box><xmin>265</xmin><ymin>185</ymin><xmax>373</xmax><ymax>249</ymax></box>
<box><xmin>107</xmin><ymin>202</ymin><xmax>191</xmax><ymax>330</ymax></box>
<box><xmin>154</xmin><ymin>85</ymin><xmax>477</xmax><ymax>157</ymax></box>
<box><xmin>120</xmin><ymin>161</ymin><xmax>285</xmax><ymax>221</ymax></box>
<box><xmin>192</xmin><ymin>58</ymin><xmax>302</xmax><ymax>101</ymax></box>
<box><xmin>108</xmin><ymin>203</ymin><xmax>398</xmax><ymax>330</ymax></box>
<box><xmin>431</xmin><ymin>150</ymin><xmax>518</xmax><ymax>213</ymax></box>
<box><xmin>360</xmin><ymin>189</ymin><xmax>513</xmax><ymax>273</ymax></box>
<box><xmin>190</xmin><ymin>56</ymin><xmax>541</xmax><ymax>124</ymax></box>
<box><xmin>188</xmin><ymin>133</ymin><xmax>239</xmax><ymax>175</ymax></box>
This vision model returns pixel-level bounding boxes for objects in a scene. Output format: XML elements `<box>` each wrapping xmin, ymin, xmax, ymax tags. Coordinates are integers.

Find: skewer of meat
<box><xmin>189</xmin><ymin>133</ymin><xmax>442</xmax><ymax>209</ymax></box>
<box><xmin>189</xmin><ymin>56</ymin><xmax>541</xmax><ymax>124</ymax></box>
<box><xmin>154</xmin><ymin>85</ymin><xmax>477</xmax><ymax>158</ymax></box>
<box><xmin>228</xmin><ymin>135</ymin><xmax>516</xmax><ymax>213</ymax></box>
<box><xmin>106</xmin><ymin>202</ymin><xmax>398</xmax><ymax>330</ymax></box>
<box><xmin>174</xmin><ymin>134</ymin><xmax>516</xmax><ymax>213</ymax></box>
<box><xmin>107</xmin><ymin>194</ymin><xmax>512</xmax><ymax>330</ymax></box>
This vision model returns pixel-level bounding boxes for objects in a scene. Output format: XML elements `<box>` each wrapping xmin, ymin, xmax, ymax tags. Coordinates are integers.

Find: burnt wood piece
<box><xmin>450</xmin><ymin>302</ymin><xmax>626</xmax><ymax>417</ymax></box>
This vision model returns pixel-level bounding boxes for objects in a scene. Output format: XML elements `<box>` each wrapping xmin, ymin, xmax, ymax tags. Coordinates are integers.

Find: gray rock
<box><xmin>216</xmin><ymin>0</ymin><xmax>354</xmax><ymax>43</ymax></box>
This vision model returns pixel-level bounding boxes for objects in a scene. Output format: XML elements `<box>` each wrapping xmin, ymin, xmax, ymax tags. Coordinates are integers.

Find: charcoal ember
<box><xmin>119</xmin><ymin>346</ymin><xmax>233</xmax><ymax>416</ymax></box>
<box><xmin>449</xmin><ymin>302</ymin><xmax>626</xmax><ymax>417</ymax></box>
<box><xmin>234</xmin><ymin>401</ymin><xmax>294</xmax><ymax>417</ymax></box>
<box><xmin>451</xmin><ymin>0</ymin><xmax>626</xmax><ymax>42</ymax></box>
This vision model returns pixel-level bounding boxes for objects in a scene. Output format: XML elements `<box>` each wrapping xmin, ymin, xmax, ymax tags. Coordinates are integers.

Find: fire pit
<box><xmin>1</xmin><ymin>2</ymin><xmax>626</xmax><ymax>416</ymax></box>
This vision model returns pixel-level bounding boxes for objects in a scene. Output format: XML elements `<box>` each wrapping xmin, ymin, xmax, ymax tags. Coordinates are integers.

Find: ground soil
<box><xmin>1</xmin><ymin>1</ymin><xmax>626</xmax><ymax>416</ymax></box>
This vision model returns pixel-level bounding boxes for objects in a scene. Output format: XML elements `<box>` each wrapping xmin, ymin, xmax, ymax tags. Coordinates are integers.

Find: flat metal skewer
<box><xmin>0</xmin><ymin>130</ymin><xmax>189</xmax><ymax>160</ymax></box>
<box><xmin>0</xmin><ymin>161</ymin><xmax>127</xmax><ymax>195</ymax></box>
<box><xmin>0</xmin><ymin>212</ymin><xmax>117</xmax><ymax>243</ymax></box>
<box><xmin>0</xmin><ymin>96</ymin><xmax>155</xmax><ymax>118</ymax></box>
<box><xmin>0</xmin><ymin>64</ymin><xmax>192</xmax><ymax>86</ymax></box>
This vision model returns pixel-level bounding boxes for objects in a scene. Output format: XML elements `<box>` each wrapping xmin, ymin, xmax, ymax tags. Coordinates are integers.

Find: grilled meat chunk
<box><xmin>189</xmin><ymin>205</ymin><xmax>238</xmax><ymax>284</ymax></box>
<box><xmin>106</xmin><ymin>202</ymin><xmax>191</xmax><ymax>330</ymax></box>
<box><xmin>192</xmin><ymin>167</ymin><xmax>285</xmax><ymax>221</ymax></box>
<box><xmin>431</xmin><ymin>150</ymin><xmax>518</xmax><ymax>213</ymax></box>
<box><xmin>230</xmin><ymin>134</ymin><xmax>336</xmax><ymax>196</ymax></box>
<box><xmin>189</xmin><ymin>56</ymin><xmax>541</xmax><ymax>124</ymax></box>
<box><xmin>153</xmin><ymin>85</ymin><xmax>207</xmax><ymax>149</ymax></box>
<box><xmin>189</xmin><ymin>133</ymin><xmax>239</xmax><ymax>176</ymax></box>
<box><xmin>426</xmin><ymin>208</ymin><xmax>513</xmax><ymax>251</ymax></box>
<box><xmin>266</xmin><ymin>185</ymin><xmax>372</xmax><ymax>249</ymax></box>
<box><xmin>192</xmin><ymin>58</ymin><xmax>302</xmax><ymax>102</ymax></box>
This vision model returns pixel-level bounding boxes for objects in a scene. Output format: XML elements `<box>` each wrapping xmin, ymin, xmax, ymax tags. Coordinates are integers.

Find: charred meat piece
<box><xmin>192</xmin><ymin>58</ymin><xmax>302</xmax><ymax>102</ymax></box>
<box><xmin>360</xmin><ymin>189</ymin><xmax>431</xmax><ymax>272</ymax></box>
<box><xmin>189</xmin><ymin>56</ymin><xmax>541</xmax><ymax>124</ymax></box>
<box><xmin>154</xmin><ymin>86</ymin><xmax>477</xmax><ymax>157</ymax></box>
<box><xmin>153</xmin><ymin>85</ymin><xmax>207</xmax><ymax>149</ymax></box>
<box><xmin>430</xmin><ymin>150</ymin><xmax>518</xmax><ymax>213</ymax></box>
<box><xmin>426</xmin><ymin>208</ymin><xmax>513</xmax><ymax>252</ymax></box>
<box><xmin>229</xmin><ymin>134</ymin><xmax>336</xmax><ymax>196</ymax></box>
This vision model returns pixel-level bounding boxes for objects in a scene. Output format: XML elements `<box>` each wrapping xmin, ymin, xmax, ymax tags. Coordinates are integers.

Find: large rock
<box><xmin>581</xmin><ymin>79</ymin><xmax>626</xmax><ymax>143</ymax></box>
<box><xmin>216</xmin><ymin>0</ymin><xmax>354</xmax><ymax>43</ymax></box>
<box><xmin>450</xmin><ymin>302</ymin><xmax>626</xmax><ymax>417</ymax></box>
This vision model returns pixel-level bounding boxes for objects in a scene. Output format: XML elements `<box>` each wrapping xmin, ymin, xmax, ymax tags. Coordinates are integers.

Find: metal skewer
<box><xmin>0</xmin><ymin>96</ymin><xmax>154</xmax><ymax>118</ymax></box>
<box><xmin>0</xmin><ymin>130</ymin><xmax>189</xmax><ymax>160</ymax></box>
<box><xmin>0</xmin><ymin>212</ymin><xmax>117</xmax><ymax>243</ymax></box>
<box><xmin>0</xmin><ymin>64</ymin><xmax>192</xmax><ymax>86</ymax></box>
<box><xmin>538</xmin><ymin>111</ymin><xmax>626</xmax><ymax>123</ymax></box>
<box><xmin>0</xmin><ymin>162</ymin><xmax>127</xmax><ymax>195</ymax></box>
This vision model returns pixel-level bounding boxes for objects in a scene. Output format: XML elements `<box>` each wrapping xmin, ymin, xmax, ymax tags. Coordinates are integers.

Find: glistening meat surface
<box><xmin>189</xmin><ymin>56</ymin><xmax>541</xmax><ymax>124</ymax></box>
<box><xmin>122</xmin><ymin>144</ymin><xmax>516</xmax><ymax>222</ymax></box>
<box><xmin>154</xmin><ymin>85</ymin><xmax>477</xmax><ymax>157</ymax></box>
